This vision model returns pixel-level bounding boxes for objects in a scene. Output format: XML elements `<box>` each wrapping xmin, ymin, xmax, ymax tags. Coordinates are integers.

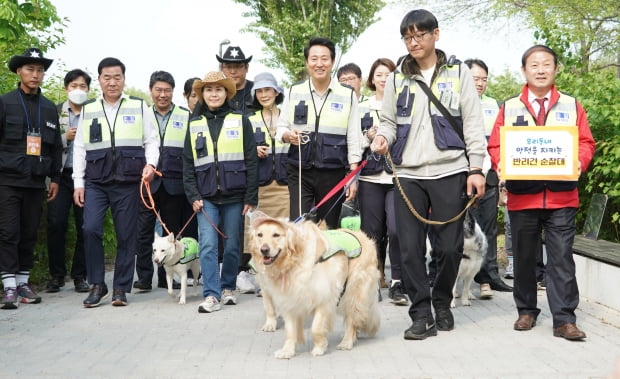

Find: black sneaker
<box><xmin>17</xmin><ymin>283</ymin><xmax>42</xmax><ymax>304</ymax></box>
<box><xmin>83</xmin><ymin>284</ymin><xmax>109</xmax><ymax>308</ymax></box>
<box><xmin>404</xmin><ymin>318</ymin><xmax>437</xmax><ymax>340</ymax></box>
<box><xmin>435</xmin><ymin>308</ymin><xmax>454</xmax><ymax>331</ymax></box>
<box><xmin>73</xmin><ymin>277</ymin><xmax>90</xmax><ymax>293</ymax></box>
<box><xmin>45</xmin><ymin>277</ymin><xmax>65</xmax><ymax>293</ymax></box>
<box><xmin>111</xmin><ymin>289</ymin><xmax>128</xmax><ymax>306</ymax></box>
<box><xmin>158</xmin><ymin>280</ymin><xmax>180</xmax><ymax>290</ymax></box>
<box><xmin>133</xmin><ymin>280</ymin><xmax>153</xmax><ymax>291</ymax></box>
<box><xmin>388</xmin><ymin>280</ymin><xmax>409</xmax><ymax>305</ymax></box>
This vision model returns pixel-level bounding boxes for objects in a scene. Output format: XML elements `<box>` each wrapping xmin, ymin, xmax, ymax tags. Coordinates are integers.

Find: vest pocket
<box><xmin>275</xmin><ymin>154</ymin><xmax>288</xmax><ymax>184</ymax></box>
<box><xmin>430</xmin><ymin>114</ymin><xmax>465</xmax><ymax>150</ymax></box>
<box><xmin>161</xmin><ymin>149</ymin><xmax>183</xmax><ymax>178</ymax></box>
<box><xmin>390</xmin><ymin>124</ymin><xmax>410</xmax><ymax>165</ymax></box>
<box><xmin>5</xmin><ymin>116</ymin><xmax>24</xmax><ymax>141</ymax></box>
<box><xmin>317</xmin><ymin>134</ymin><xmax>347</xmax><ymax>166</ymax></box>
<box><xmin>30</xmin><ymin>155</ymin><xmax>53</xmax><ymax>177</ymax></box>
<box><xmin>220</xmin><ymin>161</ymin><xmax>247</xmax><ymax>192</ymax></box>
<box><xmin>0</xmin><ymin>151</ymin><xmax>25</xmax><ymax>174</ymax></box>
<box><xmin>258</xmin><ymin>155</ymin><xmax>273</xmax><ymax>186</ymax></box>
<box><xmin>85</xmin><ymin>150</ymin><xmax>112</xmax><ymax>181</ymax></box>
<box><xmin>117</xmin><ymin>149</ymin><xmax>146</xmax><ymax>181</ymax></box>
<box><xmin>196</xmin><ymin>165</ymin><xmax>216</xmax><ymax>197</ymax></box>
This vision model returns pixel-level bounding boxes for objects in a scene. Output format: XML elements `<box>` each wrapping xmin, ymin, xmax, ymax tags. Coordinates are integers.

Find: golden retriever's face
<box><xmin>252</xmin><ymin>220</ymin><xmax>289</xmax><ymax>266</ymax></box>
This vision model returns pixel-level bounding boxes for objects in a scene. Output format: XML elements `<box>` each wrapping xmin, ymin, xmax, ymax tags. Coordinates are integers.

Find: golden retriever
<box><xmin>249</xmin><ymin>214</ymin><xmax>380</xmax><ymax>359</ymax></box>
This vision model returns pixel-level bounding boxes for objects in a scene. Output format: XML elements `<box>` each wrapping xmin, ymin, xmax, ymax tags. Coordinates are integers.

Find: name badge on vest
<box><xmin>226</xmin><ymin>130</ymin><xmax>240</xmax><ymax>139</ymax></box>
<box><xmin>26</xmin><ymin>132</ymin><xmax>42</xmax><ymax>156</ymax></box>
<box><xmin>123</xmin><ymin>115</ymin><xmax>136</xmax><ymax>124</ymax></box>
<box><xmin>330</xmin><ymin>102</ymin><xmax>344</xmax><ymax>112</ymax></box>
<box><xmin>172</xmin><ymin>121</ymin><xmax>183</xmax><ymax>129</ymax></box>
<box><xmin>555</xmin><ymin>112</ymin><xmax>569</xmax><ymax>123</ymax></box>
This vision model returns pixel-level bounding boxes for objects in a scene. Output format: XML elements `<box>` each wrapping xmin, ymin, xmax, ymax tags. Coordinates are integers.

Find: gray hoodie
<box><xmin>377</xmin><ymin>50</ymin><xmax>486</xmax><ymax>178</ymax></box>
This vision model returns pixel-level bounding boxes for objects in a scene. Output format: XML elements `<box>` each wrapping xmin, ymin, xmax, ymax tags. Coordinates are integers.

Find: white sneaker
<box><xmin>198</xmin><ymin>296</ymin><xmax>221</xmax><ymax>313</ymax></box>
<box><xmin>222</xmin><ymin>289</ymin><xmax>237</xmax><ymax>305</ymax></box>
<box><xmin>187</xmin><ymin>278</ymin><xmax>194</xmax><ymax>286</ymax></box>
<box><xmin>236</xmin><ymin>271</ymin><xmax>256</xmax><ymax>294</ymax></box>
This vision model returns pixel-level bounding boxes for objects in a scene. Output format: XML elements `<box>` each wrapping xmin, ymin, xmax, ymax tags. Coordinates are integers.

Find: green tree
<box><xmin>487</xmin><ymin>68</ymin><xmax>522</xmax><ymax>103</ymax></box>
<box><xmin>233</xmin><ymin>0</ymin><xmax>386</xmax><ymax>81</ymax></box>
<box><xmin>415</xmin><ymin>0</ymin><xmax>619</xmax><ymax>74</ymax></box>
<box><xmin>0</xmin><ymin>0</ymin><xmax>66</xmax><ymax>94</ymax></box>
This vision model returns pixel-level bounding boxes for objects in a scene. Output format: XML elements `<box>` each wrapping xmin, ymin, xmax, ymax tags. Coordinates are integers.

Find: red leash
<box><xmin>293</xmin><ymin>160</ymin><xmax>367</xmax><ymax>223</ymax></box>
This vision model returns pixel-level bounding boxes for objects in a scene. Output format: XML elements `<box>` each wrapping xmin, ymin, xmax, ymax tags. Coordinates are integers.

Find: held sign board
<box><xmin>499</xmin><ymin>126</ymin><xmax>579</xmax><ymax>180</ymax></box>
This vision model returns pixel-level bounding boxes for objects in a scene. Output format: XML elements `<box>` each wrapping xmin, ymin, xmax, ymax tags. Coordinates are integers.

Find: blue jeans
<box><xmin>197</xmin><ymin>200</ymin><xmax>243</xmax><ymax>299</ymax></box>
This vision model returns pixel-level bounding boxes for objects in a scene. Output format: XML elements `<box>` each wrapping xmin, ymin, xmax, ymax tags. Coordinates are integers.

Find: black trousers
<box><xmin>509</xmin><ymin>207</ymin><xmax>579</xmax><ymax>327</ymax></box>
<box><xmin>47</xmin><ymin>170</ymin><xmax>86</xmax><ymax>280</ymax></box>
<box><xmin>287</xmin><ymin>164</ymin><xmax>346</xmax><ymax>229</ymax></box>
<box><xmin>472</xmin><ymin>184</ymin><xmax>501</xmax><ymax>284</ymax></box>
<box><xmin>136</xmin><ymin>186</ymin><xmax>197</xmax><ymax>284</ymax></box>
<box><xmin>394</xmin><ymin>173</ymin><xmax>467</xmax><ymax>321</ymax></box>
<box><xmin>358</xmin><ymin>180</ymin><xmax>402</xmax><ymax>280</ymax></box>
<box><xmin>0</xmin><ymin>185</ymin><xmax>45</xmax><ymax>273</ymax></box>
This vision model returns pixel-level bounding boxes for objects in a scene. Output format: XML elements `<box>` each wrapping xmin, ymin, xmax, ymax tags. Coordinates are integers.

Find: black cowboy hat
<box><xmin>9</xmin><ymin>48</ymin><xmax>53</xmax><ymax>73</ymax></box>
<box><xmin>216</xmin><ymin>46</ymin><xmax>252</xmax><ymax>64</ymax></box>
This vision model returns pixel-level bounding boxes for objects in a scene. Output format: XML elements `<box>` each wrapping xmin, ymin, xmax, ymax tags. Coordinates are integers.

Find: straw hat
<box><xmin>9</xmin><ymin>48</ymin><xmax>53</xmax><ymax>73</ymax></box>
<box><xmin>192</xmin><ymin>71</ymin><xmax>237</xmax><ymax>101</ymax></box>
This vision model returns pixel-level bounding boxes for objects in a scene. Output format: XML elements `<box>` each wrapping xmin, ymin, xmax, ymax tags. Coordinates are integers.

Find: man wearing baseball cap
<box><xmin>217</xmin><ymin>46</ymin><xmax>258</xmax><ymax>115</ymax></box>
<box><xmin>0</xmin><ymin>48</ymin><xmax>63</xmax><ymax>309</ymax></box>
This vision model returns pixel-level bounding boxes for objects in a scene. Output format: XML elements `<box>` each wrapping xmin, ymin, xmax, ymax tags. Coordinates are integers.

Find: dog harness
<box><xmin>318</xmin><ymin>230</ymin><xmax>362</xmax><ymax>262</ymax></box>
<box><xmin>177</xmin><ymin>237</ymin><xmax>199</xmax><ymax>264</ymax></box>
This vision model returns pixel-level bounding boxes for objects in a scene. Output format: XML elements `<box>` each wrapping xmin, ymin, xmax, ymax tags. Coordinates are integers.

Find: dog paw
<box><xmin>461</xmin><ymin>299</ymin><xmax>472</xmax><ymax>306</ymax></box>
<box><xmin>311</xmin><ymin>346</ymin><xmax>326</xmax><ymax>356</ymax></box>
<box><xmin>179</xmin><ymin>298</ymin><xmax>186</xmax><ymax>305</ymax></box>
<box><xmin>167</xmin><ymin>290</ymin><xmax>175</xmax><ymax>297</ymax></box>
<box><xmin>262</xmin><ymin>320</ymin><xmax>277</xmax><ymax>332</ymax></box>
<box><xmin>468</xmin><ymin>294</ymin><xmax>476</xmax><ymax>300</ymax></box>
<box><xmin>337</xmin><ymin>341</ymin><xmax>353</xmax><ymax>350</ymax></box>
<box><xmin>450</xmin><ymin>300</ymin><xmax>456</xmax><ymax>308</ymax></box>
<box><xmin>274</xmin><ymin>348</ymin><xmax>295</xmax><ymax>359</ymax></box>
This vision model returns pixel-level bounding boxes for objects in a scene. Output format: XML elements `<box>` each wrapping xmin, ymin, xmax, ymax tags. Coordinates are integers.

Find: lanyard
<box><xmin>308</xmin><ymin>80</ymin><xmax>331</xmax><ymax>133</ymax></box>
<box><xmin>18</xmin><ymin>91</ymin><xmax>41</xmax><ymax>133</ymax></box>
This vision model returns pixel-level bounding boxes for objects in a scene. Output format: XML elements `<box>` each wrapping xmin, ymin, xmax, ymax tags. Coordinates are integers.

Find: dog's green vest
<box><xmin>319</xmin><ymin>230</ymin><xmax>361</xmax><ymax>262</ymax></box>
<box><xmin>178</xmin><ymin>237</ymin><xmax>199</xmax><ymax>264</ymax></box>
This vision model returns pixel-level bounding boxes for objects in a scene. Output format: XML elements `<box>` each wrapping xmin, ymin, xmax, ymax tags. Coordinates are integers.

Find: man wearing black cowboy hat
<box><xmin>217</xmin><ymin>45</ymin><xmax>259</xmax><ymax>293</ymax></box>
<box><xmin>217</xmin><ymin>46</ymin><xmax>258</xmax><ymax>115</ymax></box>
<box><xmin>0</xmin><ymin>48</ymin><xmax>63</xmax><ymax>309</ymax></box>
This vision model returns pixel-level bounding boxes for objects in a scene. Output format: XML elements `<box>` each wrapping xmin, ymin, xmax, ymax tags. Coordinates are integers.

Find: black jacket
<box><xmin>0</xmin><ymin>86</ymin><xmax>62</xmax><ymax>188</ymax></box>
<box><xmin>183</xmin><ymin>102</ymin><xmax>258</xmax><ymax>206</ymax></box>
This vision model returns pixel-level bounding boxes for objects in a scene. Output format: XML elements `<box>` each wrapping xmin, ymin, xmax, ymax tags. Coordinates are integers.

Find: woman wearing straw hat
<box><xmin>183</xmin><ymin>71</ymin><xmax>258</xmax><ymax>313</ymax></box>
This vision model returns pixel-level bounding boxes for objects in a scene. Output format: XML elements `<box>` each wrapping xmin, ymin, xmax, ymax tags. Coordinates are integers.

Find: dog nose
<box><xmin>260</xmin><ymin>244</ymin><xmax>270</xmax><ymax>255</ymax></box>
<box><xmin>154</xmin><ymin>258</ymin><xmax>160</xmax><ymax>263</ymax></box>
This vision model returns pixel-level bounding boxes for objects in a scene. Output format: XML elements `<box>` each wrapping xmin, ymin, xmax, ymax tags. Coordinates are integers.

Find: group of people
<box><xmin>0</xmin><ymin>8</ymin><xmax>595</xmax><ymax>342</ymax></box>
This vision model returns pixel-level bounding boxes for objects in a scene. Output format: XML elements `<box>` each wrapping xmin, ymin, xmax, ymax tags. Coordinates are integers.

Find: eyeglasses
<box><xmin>153</xmin><ymin>87</ymin><xmax>173</xmax><ymax>95</ymax></box>
<box><xmin>401</xmin><ymin>31</ymin><xmax>432</xmax><ymax>44</ymax></box>
<box><xmin>339</xmin><ymin>75</ymin><xmax>360</xmax><ymax>84</ymax></box>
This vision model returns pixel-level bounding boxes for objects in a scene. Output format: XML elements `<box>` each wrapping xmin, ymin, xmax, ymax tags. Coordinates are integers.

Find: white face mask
<box><xmin>67</xmin><ymin>89</ymin><xmax>88</xmax><ymax>105</ymax></box>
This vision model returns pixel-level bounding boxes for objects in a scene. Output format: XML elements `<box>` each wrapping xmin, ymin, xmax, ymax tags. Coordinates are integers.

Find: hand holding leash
<box><xmin>466</xmin><ymin>172</ymin><xmax>486</xmax><ymax>199</ymax></box>
<box><xmin>370</xmin><ymin>135</ymin><xmax>388</xmax><ymax>155</ymax></box>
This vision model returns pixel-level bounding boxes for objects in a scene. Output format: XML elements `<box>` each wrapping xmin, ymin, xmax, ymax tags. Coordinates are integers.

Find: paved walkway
<box><xmin>2</xmin><ymin>271</ymin><xmax>620</xmax><ymax>379</ymax></box>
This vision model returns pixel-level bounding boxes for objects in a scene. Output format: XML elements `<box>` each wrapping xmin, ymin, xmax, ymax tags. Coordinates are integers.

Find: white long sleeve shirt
<box><xmin>72</xmin><ymin>94</ymin><xmax>160</xmax><ymax>188</ymax></box>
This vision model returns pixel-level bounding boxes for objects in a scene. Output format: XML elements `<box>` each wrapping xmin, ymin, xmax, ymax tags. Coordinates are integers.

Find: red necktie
<box><xmin>535</xmin><ymin>98</ymin><xmax>547</xmax><ymax>126</ymax></box>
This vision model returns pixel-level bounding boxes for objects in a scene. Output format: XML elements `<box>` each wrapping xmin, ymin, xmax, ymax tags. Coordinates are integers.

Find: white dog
<box><xmin>451</xmin><ymin>209</ymin><xmax>487</xmax><ymax>308</ymax></box>
<box><xmin>152</xmin><ymin>233</ymin><xmax>201</xmax><ymax>305</ymax></box>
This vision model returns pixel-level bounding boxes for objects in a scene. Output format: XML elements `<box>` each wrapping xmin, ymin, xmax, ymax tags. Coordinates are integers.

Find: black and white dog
<box><xmin>451</xmin><ymin>209</ymin><xmax>488</xmax><ymax>308</ymax></box>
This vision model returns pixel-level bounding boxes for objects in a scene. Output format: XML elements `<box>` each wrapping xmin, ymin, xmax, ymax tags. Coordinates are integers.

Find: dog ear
<box><xmin>167</xmin><ymin>233</ymin><xmax>175</xmax><ymax>243</ymax></box>
<box><xmin>154</xmin><ymin>232</ymin><xmax>159</xmax><ymax>241</ymax></box>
